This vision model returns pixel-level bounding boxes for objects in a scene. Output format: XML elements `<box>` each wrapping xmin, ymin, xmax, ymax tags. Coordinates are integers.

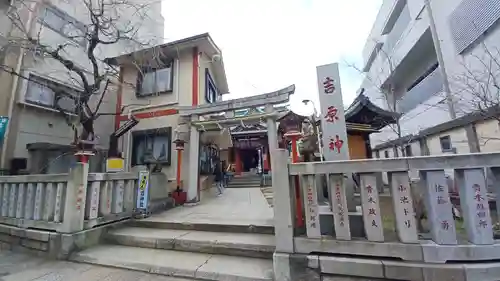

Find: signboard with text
<box><xmin>136</xmin><ymin>170</ymin><xmax>150</xmax><ymax>211</ymax></box>
<box><xmin>316</xmin><ymin>63</ymin><xmax>349</xmax><ymax>161</ymax></box>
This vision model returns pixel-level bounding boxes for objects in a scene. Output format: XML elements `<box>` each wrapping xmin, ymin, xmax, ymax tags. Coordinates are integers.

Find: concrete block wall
<box><xmin>0</xmin><ymin>219</ymin><xmax>128</xmax><ymax>259</ymax></box>
<box><xmin>274</xmin><ymin>253</ymin><xmax>500</xmax><ymax>281</ymax></box>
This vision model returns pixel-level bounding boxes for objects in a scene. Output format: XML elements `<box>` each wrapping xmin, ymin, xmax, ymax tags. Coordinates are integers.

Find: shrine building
<box><xmin>226</xmin><ymin>94</ymin><xmax>399</xmax><ymax>174</ymax></box>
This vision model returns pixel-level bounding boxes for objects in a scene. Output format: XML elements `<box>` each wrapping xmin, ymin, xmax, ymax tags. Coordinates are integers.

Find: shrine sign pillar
<box><xmin>316</xmin><ymin>63</ymin><xmax>359</xmax><ymax>222</ymax></box>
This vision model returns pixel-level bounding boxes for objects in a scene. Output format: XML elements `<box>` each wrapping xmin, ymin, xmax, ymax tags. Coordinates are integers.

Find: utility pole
<box><xmin>424</xmin><ymin>0</ymin><xmax>457</xmax><ymax>119</ymax></box>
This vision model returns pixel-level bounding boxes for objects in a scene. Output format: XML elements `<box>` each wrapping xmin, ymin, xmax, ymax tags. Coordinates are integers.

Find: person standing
<box><xmin>214</xmin><ymin>161</ymin><xmax>224</xmax><ymax>196</ymax></box>
<box><xmin>221</xmin><ymin>160</ymin><xmax>229</xmax><ymax>188</ymax></box>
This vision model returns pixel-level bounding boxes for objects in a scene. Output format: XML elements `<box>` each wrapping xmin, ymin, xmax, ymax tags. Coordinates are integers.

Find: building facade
<box><xmin>109</xmin><ymin>33</ymin><xmax>403</xmax><ymax>198</ymax></box>
<box><xmin>361</xmin><ymin>0</ymin><xmax>500</xmax><ymax>156</ymax></box>
<box><xmin>0</xmin><ymin>0</ymin><xmax>164</xmax><ymax>174</ymax></box>
<box><xmin>110</xmin><ymin>33</ymin><xmax>230</xmax><ymax>191</ymax></box>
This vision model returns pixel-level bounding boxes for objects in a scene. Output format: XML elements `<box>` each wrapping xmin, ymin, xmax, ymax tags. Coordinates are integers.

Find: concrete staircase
<box><xmin>227</xmin><ymin>173</ymin><xmax>267</xmax><ymax>188</ymax></box>
<box><xmin>70</xmin><ymin>219</ymin><xmax>275</xmax><ymax>280</ymax></box>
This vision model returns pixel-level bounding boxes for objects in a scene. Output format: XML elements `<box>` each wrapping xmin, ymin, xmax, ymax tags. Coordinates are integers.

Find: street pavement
<box><xmin>142</xmin><ymin>186</ymin><xmax>274</xmax><ymax>227</ymax></box>
<box><xmin>0</xmin><ymin>250</ymin><xmax>194</xmax><ymax>281</ymax></box>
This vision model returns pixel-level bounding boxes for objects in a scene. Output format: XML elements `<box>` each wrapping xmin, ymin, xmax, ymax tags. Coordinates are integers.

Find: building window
<box><xmin>39</xmin><ymin>5</ymin><xmax>87</xmax><ymax>47</ymax></box>
<box><xmin>131</xmin><ymin>127</ymin><xmax>172</xmax><ymax>166</ymax></box>
<box><xmin>205</xmin><ymin>68</ymin><xmax>218</xmax><ymax>103</ymax></box>
<box><xmin>136</xmin><ymin>63</ymin><xmax>174</xmax><ymax>97</ymax></box>
<box><xmin>383</xmin><ymin>2</ymin><xmax>411</xmax><ymax>52</ymax></box>
<box><xmin>404</xmin><ymin>145</ymin><xmax>413</xmax><ymax>157</ymax></box>
<box><xmin>398</xmin><ymin>64</ymin><xmax>442</xmax><ymax>113</ymax></box>
<box><xmin>439</xmin><ymin>135</ymin><xmax>452</xmax><ymax>152</ymax></box>
<box><xmin>25</xmin><ymin>74</ymin><xmax>78</xmax><ymax>113</ymax></box>
<box><xmin>406</xmin><ymin>64</ymin><xmax>439</xmax><ymax>92</ymax></box>
<box><xmin>384</xmin><ymin>150</ymin><xmax>389</xmax><ymax>158</ymax></box>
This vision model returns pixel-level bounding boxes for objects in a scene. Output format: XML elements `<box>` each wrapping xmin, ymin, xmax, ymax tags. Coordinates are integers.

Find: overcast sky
<box><xmin>161</xmin><ymin>0</ymin><xmax>382</xmax><ymax>115</ymax></box>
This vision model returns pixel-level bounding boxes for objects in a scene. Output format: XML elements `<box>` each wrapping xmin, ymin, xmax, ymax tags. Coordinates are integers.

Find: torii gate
<box><xmin>177</xmin><ymin>85</ymin><xmax>295</xmax><ymax>203</ymax></box>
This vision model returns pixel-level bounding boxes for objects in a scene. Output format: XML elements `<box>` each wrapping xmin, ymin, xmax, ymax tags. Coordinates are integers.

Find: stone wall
<box><xmin>0</xmin><ymin>221</ymin><xmax>126</xmax><ymax>259</ymax></box>
<box><xmin>0</xmin><ymin>224</ymin><xmax>56</xmax><ymax>256</ymax></box>
<box><xmin>274</xmin><ymin>251</ymin><xmax>500</xmax><ymax>281</ymax></box>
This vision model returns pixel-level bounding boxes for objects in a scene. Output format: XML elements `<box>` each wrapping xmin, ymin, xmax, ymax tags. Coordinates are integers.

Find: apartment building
<box><xmin>360</xmin><ymin>0</ymin><xmax>500</xmax><ymax>157</ymax></box>
<box><xmin>0</xmin><ymin>0</ymin><xmax>164</xmax><ymax>174</ymax></box>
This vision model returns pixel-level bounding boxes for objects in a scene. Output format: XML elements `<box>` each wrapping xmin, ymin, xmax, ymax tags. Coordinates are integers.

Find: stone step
<box><xmin>228</xmin><ymin>184</ymin><xmax>262</xmax><ymax>187</ymax></box>
<box><xmin>230</xmin><ymin>178</ymin><xmax>262</xmax><ymax>181</ymax></box>
<box><xmin>228</xmin><ymin>181</ymin><xmax>263</xmax><ymax>185</ymax></box>
<box><xmin>106</xmin><ymin>227</ymin><xmax>275</xmax><ymax>259</ymax></box>
<box><xmin>216</xmin><ymin>182</ymin><xmax>262</xmax><ymax>186</ymax></box>
<box><xmin>128</xmin><ymin>218</ymin><xmax>275</xmax><ymax>235</ymax></box>
<box><xmin>228</xmin><ymin>180</ymin><xmax>262</xmax><ymax>183</ymax></box>
<box><xmin>230</xmin><ymin>180</ymin><xmax>262</xmax><ymax>183</ymax></box>
<box><xmin>70</xmin><ymin>244</ymin><xmax>274</xmax><ymax>281</ymax></box>
<box><xmin>230</xmin><ymin>179</ymin><xmax>262</xmax><ymax>183</ymax></box>
<box><xmin>232</xmin><ymin>176</ymin><xmax>261</xmax><ymax>180</ymax></box>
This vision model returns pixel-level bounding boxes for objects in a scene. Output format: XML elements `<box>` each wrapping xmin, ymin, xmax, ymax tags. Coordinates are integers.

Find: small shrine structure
<box><xmin>227</xmin><ymin>93</ymin><xmax>399</xmax><ymax>174</ymax></box>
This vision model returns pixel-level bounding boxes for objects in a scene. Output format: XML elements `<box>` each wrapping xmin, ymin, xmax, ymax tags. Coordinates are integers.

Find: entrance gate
<box><xmin>176</xmin><ymin>85</ymin><xmax>295</xmax><ymax>203</ymax></box>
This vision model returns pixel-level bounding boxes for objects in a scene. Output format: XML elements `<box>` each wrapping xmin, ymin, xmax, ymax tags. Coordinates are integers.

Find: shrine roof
<box><xmin>228</xmin><ymin>95</ymin><xmax>396</xmax><ymax>136</ymax></box>
<box><xmin>344</xmin><ymin>93</ymin><xmax>400</xmax><ymax>130</ymax></box>
<box><xmin>278</xmin><ymin>109</ymin><xmax>382</xmax><ymax>134</ymax></box>
<box><xmin>346</xmin><ymin>122</ymin><xmax>379</xmax><ymax>133</ymax></box>
<box><xmin>234</xmin><ymin>104</ymin><xmax>290</xmax><ymax>118</ymax></box>
<box><xmin>276</xmin><ymin>110</ymin><xmax>308</xmax><ymax>122</ymax></box>
<box><xmin>231</xmin><ymin>123</ymin><xmax>268</xmax><ymax>135</ymax></box>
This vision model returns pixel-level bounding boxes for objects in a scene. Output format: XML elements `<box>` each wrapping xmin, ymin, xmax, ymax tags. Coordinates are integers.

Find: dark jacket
<box><xmin>214</xmin><ymin>164</ymin><xmax>223</xmax><ymax>182</ymax></box>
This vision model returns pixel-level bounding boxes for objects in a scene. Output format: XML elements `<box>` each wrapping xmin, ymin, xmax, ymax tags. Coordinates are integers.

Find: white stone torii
<box><xmin>177</xmin><ymin>85</ymin><xmax>295</xmax><ymax>203</ymax></box>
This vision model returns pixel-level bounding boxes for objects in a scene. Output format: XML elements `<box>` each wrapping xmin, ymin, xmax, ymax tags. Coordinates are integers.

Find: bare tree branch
<box><xmin>0</xmin><ymin>0</ymin><xmax>163</xmax><ymax>152</ymax></box>
<box><xmin>452</xmin><ymin>41</ymin><xmax>500</xmax><ymax>134</ymax></box>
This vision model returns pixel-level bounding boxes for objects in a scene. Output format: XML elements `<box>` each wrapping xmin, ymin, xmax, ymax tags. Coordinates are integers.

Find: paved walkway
<box><xmin>0</xmin><ymin>251</ymin><xmax>194</xmax><ymax>281</ymax></box>
<box><xmin>143</xmin><ymin>188</ymin><xmax>274</xmax><ymax>227</ymax></box>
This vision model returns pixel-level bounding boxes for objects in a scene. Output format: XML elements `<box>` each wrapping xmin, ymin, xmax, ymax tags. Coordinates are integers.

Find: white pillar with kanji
<box><xmin>316</xmin><ymin>63</ymin><xmax>349</xmax><ymax>161</ymax></box>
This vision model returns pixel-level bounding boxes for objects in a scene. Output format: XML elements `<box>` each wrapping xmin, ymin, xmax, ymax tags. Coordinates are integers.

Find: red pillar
<box><xmin>173</xmin><ymin>140</ymin><xmax>185</xmax><ymax>186</ymax></box>
<box><xmin>79</xmin><ymin>155</ymin><xmax>89</xmax><ymax>164</ymax></box>
<box><xmin>173</xmin><ymin>139</ymin><xmax>187</xmax><ymax>204</ymax></box>
<box><xmin>290</xmin><ymin>137</ymin><xmax>299</xmax><ymax>163</ymax></box>
<box><xmin>235</xmin><ymin>148</ymin><xmax>242</xmax><ymax>175</ymax></box>
<box><xmin>263</xmin><ymin>147</ymin><xmax>270</xmax><ymax>171</ymax></box>
<box><xmin>267</xmin><ymin>148</ymin><xmax>272</xmax><ymax>171</ymax></box>
<box><xmin>176</xmin><ymin>149</ymin><xmax>183</xmax><ymax>188</ymax></box>
<box><xmin>285</xmin><ymin>131</ymin><xmax>304</xmax><ymax>228</ymax></box>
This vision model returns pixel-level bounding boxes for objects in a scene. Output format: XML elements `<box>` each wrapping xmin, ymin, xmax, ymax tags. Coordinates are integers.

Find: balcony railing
<box><xmin>398</xmin><ymin>66</ymin><xmax>444</xmax><ymax>113</ymax></box>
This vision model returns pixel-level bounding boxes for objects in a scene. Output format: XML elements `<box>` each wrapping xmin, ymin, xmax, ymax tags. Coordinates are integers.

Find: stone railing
<box><xmin>272</xmin><ymin>149</ymin><xmax>500</xmax><ymax>281</ymax></box>
<box><xmin>0</xmin><ymin>163</ymin><xmax>137</xmax><ymax>233</ymax></box>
